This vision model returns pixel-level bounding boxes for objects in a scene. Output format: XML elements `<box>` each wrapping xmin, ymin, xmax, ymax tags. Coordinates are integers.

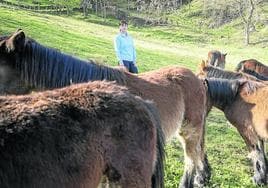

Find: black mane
<box><xmin>15</xmin><ymin>38</ymin><xmax>126</xmax><ymax>89</ymax></box>
<box><xmin>205</xmin><ymin>78</ymin><xmax>241</xmax><ymax>110</ymax></box>
<box><xmin>205</xmin><ymin>66</ymin><xmax>243</xmax><ymax>80</ymax></box>
<box><xmin>242</xmin><ymin>68</ymin><xmax>268</xmax><ymax>81</ymax></box>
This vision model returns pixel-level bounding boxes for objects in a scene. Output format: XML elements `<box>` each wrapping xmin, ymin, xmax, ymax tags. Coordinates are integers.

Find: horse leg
<box><xmin>248</xmin><ymin>140</ymin><xmax>267</xmax><ymax>186</ymax></box>
<box><xmin>194</xmin><ymin>140</ymin><xmax>211</xmax><ymax>187</ymax></box>
<box><xmin>237</xmin><ymin>125</ymin><xmax>267</xmax><ymax>185</ymax></box>
<box><xmin>178</xmin><ymin>122</ymin><xmax>209</xmax><ymax>188</ymax></box>
<box><xmin>98</xmin><ymin>176</ymin><xmax>111</xmax><ymax>188</ymax></box>
<box><xmin>106</xmin><ymin>150</ymin><xmax>153</xmax><ymax>188</ymax></box>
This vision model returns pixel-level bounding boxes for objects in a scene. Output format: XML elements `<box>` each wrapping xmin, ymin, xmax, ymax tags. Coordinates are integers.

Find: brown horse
<box><xmin>0</xmin><ymin>30</ymin><xmax>210</xmax><ymax>188</ymax></box>
<box><xmin>0</xmin><ymin>81</ymin><xmax>165</xmax><ymax>188</ymax></box>
<box><xmin>238</xmin><ymin>68</ymin><xmax>268</xmax><ymax>81</ymax></box>
<box><xmin>197</xmin><ymin>60</ymin><xmax>263</xmax><ymax>82</ymax></box>
<box><xmin>207</xmin><ymin>50</ymin><xmax>227</xmax><ymax>69</ymax></box>
<box><xmin>204</xmin><ymin>78</ymin><xmax>268</xmax><ymax>186</ymax></box>
<box><xmin>235</xmin><ymin>59</ymin><xmax>268</xmax><ymax>77</ymax></box>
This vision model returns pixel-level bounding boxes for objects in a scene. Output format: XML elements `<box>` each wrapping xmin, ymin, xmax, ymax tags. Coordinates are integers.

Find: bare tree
<box><xmin>236</xmin><ymin>0</ymin><xmax>264</xmax><ymax>45</ymax></box>
<box><xmin>80</xmin><ymin>0</ymin><xmax>91</xmax><ymax>17</ymax></box>
<box><xmin>237</xmin><ymin>0</ymin><xmax>255</xmax><ymax>45</ymax></box>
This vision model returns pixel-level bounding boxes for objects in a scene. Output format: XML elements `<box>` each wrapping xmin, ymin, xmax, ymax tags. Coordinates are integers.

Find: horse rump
<box><xmin>0</xmin><ymin>81</ymin><xmax>165</xmax><ymax>188</ymax></box>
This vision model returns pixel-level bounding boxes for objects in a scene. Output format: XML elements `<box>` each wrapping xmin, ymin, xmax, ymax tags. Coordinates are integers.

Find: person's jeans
<box><xmin>122</xmin><ymin>60</ymin><xmax>138</xmax><ymax>74</ymax></box>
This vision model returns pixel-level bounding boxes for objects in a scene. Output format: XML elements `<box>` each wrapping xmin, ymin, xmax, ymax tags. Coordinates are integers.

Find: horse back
<box><xmin>125</xmin><ymin>67</ymin><xmax>206</xmax><ymax>138</ymax></box>
<box><xmin>0</xmin><ymin>81</ymin><xmax>160</xmax><ymax>188</ymax></box>
<box><xmin>236</xmin><ymin>59</ymin><xmax>268</xmax><ymax>76</ymax></box>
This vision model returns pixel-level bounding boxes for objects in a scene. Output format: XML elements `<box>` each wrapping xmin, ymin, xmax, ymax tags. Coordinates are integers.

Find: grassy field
<box><xmin>0</xmin><ymin>4</ymin><xmax>268</xmax><ymax>188</ymax></box>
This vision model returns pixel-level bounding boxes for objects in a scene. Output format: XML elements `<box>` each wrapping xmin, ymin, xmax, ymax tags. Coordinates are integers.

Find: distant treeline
<box><xmin>0</xmin><ymin>0</ymin><xmax>193</xmax><ymax>24</ymax></box>
<box><xmin>79</xmin><ymin>0</ymin><xmax>193</xmax><ymax>26</ymax></box>
<box><xmin>0</xmin><ymin>0</ymin><xmax>67</xmax><ymax>13</ymax></box>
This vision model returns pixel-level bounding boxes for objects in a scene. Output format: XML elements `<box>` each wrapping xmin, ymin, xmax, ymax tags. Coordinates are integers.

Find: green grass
<box><xmin>165</xmin><ymin>108</ymin><xmax>260</xmax><ymax>188</ymax></box>
<box><xmin>0</xmin><ymin>5</ymin><xmax>268</xmax><ymax>188</ymax></box>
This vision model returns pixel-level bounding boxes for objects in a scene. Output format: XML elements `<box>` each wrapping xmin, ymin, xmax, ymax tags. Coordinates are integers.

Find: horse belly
<box><xmin>159</xmin><ymin>90</ymin><xmax>185</xmax><ymax>140</ymax></box>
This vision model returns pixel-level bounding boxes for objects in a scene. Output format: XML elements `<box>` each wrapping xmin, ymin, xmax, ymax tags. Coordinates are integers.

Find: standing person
<box><xmin>114</xmin><ymin>20</ymin><xmax>138</xmax><ymax>74</ymax></box>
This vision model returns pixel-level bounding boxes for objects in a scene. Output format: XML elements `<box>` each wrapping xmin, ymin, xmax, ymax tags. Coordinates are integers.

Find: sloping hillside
<box><xmin>0</xmin><ymin>3</ymin><xmax>268</xmax><ymax>187</ymax></box>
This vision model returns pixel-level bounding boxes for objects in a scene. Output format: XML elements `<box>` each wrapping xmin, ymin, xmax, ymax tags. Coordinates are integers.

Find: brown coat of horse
<box><xmin>0</xmin><ymin>81</ymin><xmax>165</xmax><ymax>188</ymax></box>
<box><xmin>197</xmin><ymin>61</ymin><xmax>268</xmax><ymax>185</ymax></box>
<box><xmin>197</xmin><ymin>61</ymin><xmax>268</xmax><ymax>186</ymax></box>
<box><xmin>201</xmin><ymin>76</ymin><xmax>268</xmax><ymax>186</ymax></box>
<box><xmin>235</xmin><ymin>59</ymin><xmax>268</xmax><ymax>77</ymax></box>
<box><xmin>207</xmin><ymin>50</ymin><xmax>227</xmax><ymax>69</ymax></box>
<box><xmin>0</xmin><ymin>30</ymin><xmax>210</xmax><ymax>188</ymax></box>
<box><xmin>197</xmin><ymin>60</ymin><xmax>265</xmax><ymax>82</ymax></box>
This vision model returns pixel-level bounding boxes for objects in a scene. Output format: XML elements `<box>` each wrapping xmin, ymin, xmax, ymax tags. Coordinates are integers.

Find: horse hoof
<box><xmin>253</xmin><ymin>175</ymin><xmax>267</xmax><ymax>186</ymax></box>
<box><xmin>178</xmin><ymin>174</ymin><xmax>194</xmax><ymax>188</ymax></box>
<box><xmin>193</xmin><ymin>175</ymin><xmax>205</xmax><ymax>188</ymax></box>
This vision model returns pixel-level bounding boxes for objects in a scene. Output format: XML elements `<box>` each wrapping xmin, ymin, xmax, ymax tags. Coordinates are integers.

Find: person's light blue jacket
<box><xmin>114</xmin><ymin>33</ymin><xmax>136</xmax><ymax>64</ymax></box>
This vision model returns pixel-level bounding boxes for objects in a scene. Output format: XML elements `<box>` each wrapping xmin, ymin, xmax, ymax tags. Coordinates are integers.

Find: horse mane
<box><xmin>235</xmin><ymin>59</ymin><xmax>264</xmax><ymax>72</ymax></box>
<box><xmin>242</xmin><ymin>68</ymin><xmax>268</xmax><ymax>81</ymax></box>
<box><xmin>240</xmin><ymin>80</ymin><xmax>266</xmax><ymax>95</ymax></box>
<box><xmin>16</xmin><ymin>38</ymin><xmax>126</xmax><ymax>89</ymax></box>
<box><xmin>205</xmin><ymin>78</ymin><xmax>241</xmax><ymax>110</ymax></box>
<box><xmin>205</xmin><ymin>66</ymin><xmax>243</xmax><ymax>80</ymax></box>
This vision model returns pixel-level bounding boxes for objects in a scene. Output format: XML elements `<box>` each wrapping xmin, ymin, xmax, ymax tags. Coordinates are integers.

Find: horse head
<box><xmin>207</xmin><ymin>50</ymin><xmax>227</xmax><ymax>69</ymax></box>
<box><xmin>0</xmin><ymin>29</ymin><xmax>30</xmax><ymax>95</ymax></box>
<box><xmin>0</xmin><ymin>29</ymin><xmax>26</xmax><ymax>65</ymax></box>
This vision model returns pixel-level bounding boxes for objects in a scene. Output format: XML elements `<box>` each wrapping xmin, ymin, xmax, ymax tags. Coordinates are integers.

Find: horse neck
<box><xmin>18</xmin><ymin>41</ymin><xmax>126</xmax><ymax>89</ymax></box>
<box><xmin>205</xmin><ymin>79</ymin><xmax>240</xmax><ymax>111</ymax></box>
<box><xmin>205</xmin><ymin>88</ymin><xmax>213</xmax><ymax>115</ymax></box>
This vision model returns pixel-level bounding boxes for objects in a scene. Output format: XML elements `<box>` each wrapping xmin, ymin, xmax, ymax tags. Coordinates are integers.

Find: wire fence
<box><xmin>0</xmin><ymin>0</ymin><xmax>67</xmax><ymax>14</ymax></box>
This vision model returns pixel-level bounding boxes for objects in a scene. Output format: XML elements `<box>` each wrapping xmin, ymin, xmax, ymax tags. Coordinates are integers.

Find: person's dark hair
<box><xmin>119</xmin><ymin>20</ymin><xmax>128</xmax><ymax>26</ymax></box>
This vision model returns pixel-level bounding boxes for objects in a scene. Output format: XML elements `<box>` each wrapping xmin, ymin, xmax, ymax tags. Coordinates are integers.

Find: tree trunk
<box><xmin>95</xmin><ymin>0</ymin><xmax>98</xmax><ymax>15</ymax></box>
<box><xmin>83</xmin><ymin>6</ymin><xmax>87</xmax><ymax>17</ymax></box>
<box><xmin>238</xmin><ymin>0</ymin><xmax>256</xmax><ymax>45</ymax></box>
<box><xmin>245</xmin><ymin>22</ymin><xmax>250</xmax><ymax>45</ymax></box>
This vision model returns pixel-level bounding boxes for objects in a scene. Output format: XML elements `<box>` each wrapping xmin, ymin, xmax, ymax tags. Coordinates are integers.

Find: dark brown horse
<box><xmin>0</xmin><ymin>30</ymin><xmax>210</xmax><ymax>188</ymax></box>
<box><xmin>235</xmin><ymin>59</ymin><xmax>268</xmax><ymax>77</ymax></box>
<box><xmin>0</xmin><ymin>29</ymin><xmax>126</xmax><ymax>95</ymax></box>
<box><xmin>0</xmin><ymin>81</ymin><xmax>165</xmax><ymax>188</ymax></box>
<box><xmin>238</xmin><ymin>68</ymin><xmax>268</xmax><ymax>81</ymax></box>
<box><xmin>204</xmin><ymin>78</ymin><xmax>268</xmax><ymax>186</ymax></box>
<box><xmin>207</xmin><ymin>50</ymin><xmax>227</xmax><ymax>69</ymax></box>
<box><xmin>197</xmin><ymin>60</ymin><xmax>263</xmax><ymax>82</ymax></box>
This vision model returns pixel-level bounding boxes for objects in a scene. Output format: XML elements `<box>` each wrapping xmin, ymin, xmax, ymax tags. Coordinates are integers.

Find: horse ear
<box><xmin>0</xmin><ymin>40</ymin><xmax>5</xmax><ymax>49</ymax></box>
<box><xmin>200</xmin><ymin>60</ymin><xmax>206</xmax><ymax>70</ymax></box>
<box><xmin>237</xmin><ymin>79</ymin><xmax>249</xmax><ymax>95</ymax></box>
<box><xmin>223</xmin><ymin>53</ymin><xmax>227</xmax><ymax>57</ymax></box>
<box><xmin>5</xmin><ymin>29</ymin><xmax>25</xmax><ymax>52</ymax></box>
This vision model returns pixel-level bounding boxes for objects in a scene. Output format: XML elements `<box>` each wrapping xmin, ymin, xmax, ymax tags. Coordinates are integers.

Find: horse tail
<box><xmin>142</xmin><ymin>100</ymin><xmax>165</xmax><ymax>188</ymax></box>
<box><xmin>152</xmin><ymin>122</ymin><xmax>166</xmax><ymax>188</ymax></box>
<box><xmin>235</xmin><ymin>60</ymin><xmax>246</xmax><ymax>72</ymax></box>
